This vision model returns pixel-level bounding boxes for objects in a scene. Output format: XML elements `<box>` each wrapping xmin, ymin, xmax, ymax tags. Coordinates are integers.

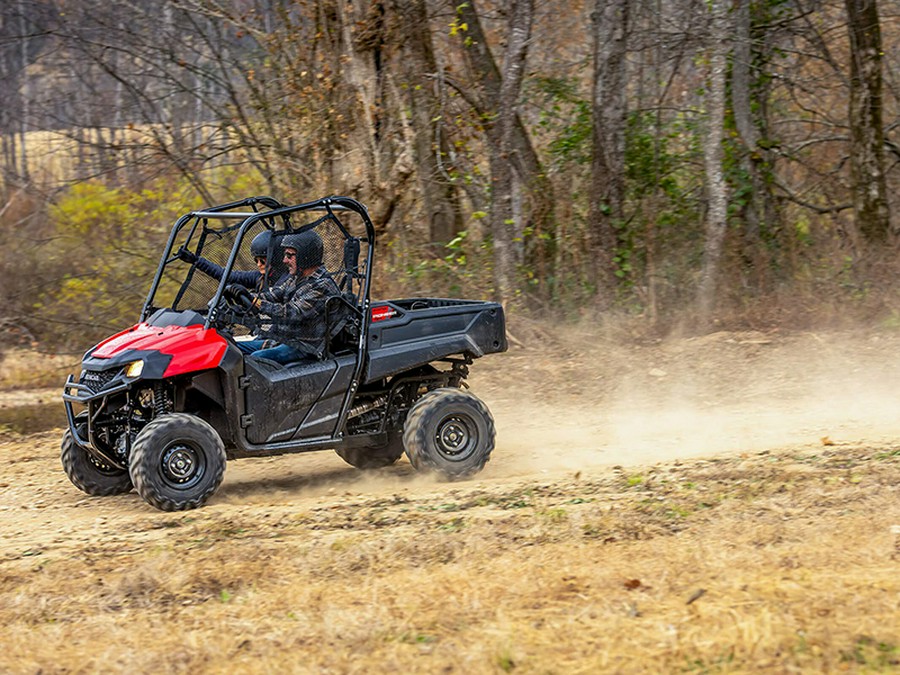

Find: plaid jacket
<box><xmin>255</xmin><ymin>266</ymin><xmax>339</xmax><ymax>358</ymax></box>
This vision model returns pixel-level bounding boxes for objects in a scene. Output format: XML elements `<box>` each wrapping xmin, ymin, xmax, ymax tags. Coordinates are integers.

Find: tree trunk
<box><xmin>588</xmin><ymin>0</ymin><xmax>629</xmax><ymax>304</ymax></box>
<box><xmin>17</xmin><ymin>0</ymin><xmax>29</xmax><ymax>184</ymax></box>
<box><xmin>731</xmin><ymin>0</ymin><xmax>769</xmax><ymax>291</ymax></box>
<box><xmin>845</xmin><ymin>0</ymin><xmax>889</xmax><ymax>243</ymax></box>
<box><xmin>457</xmin><ymin>0</ymin><xmax>554</xmax><ymax>295</ymax></box>
<box><xmin>488</xmin><ymin>0</ymin><xmax>534</xmax><ymax>303</ymax></box>
<box><xmin>389</xmin><ymin>0</ymin><xmax>461</xmax><ymax>250</ymax></box>
<box><xmin>696</xmin><ymin>0</ymin><xmax>730</xmax><ymax>324</ymax></box>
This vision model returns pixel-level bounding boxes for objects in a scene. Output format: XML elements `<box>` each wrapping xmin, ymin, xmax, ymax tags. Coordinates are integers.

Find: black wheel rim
<box><xmin>73</xmin><ymin>424</ymin><xmax>124</xmax><ymax>476</ymax></box>
<box><xmin>160</xmin><ymin>442</ymin><xmax>206</xmax><ymax>489</ymax></box>
<box><xmin>434</xmin><ymin>413</ymin><xmax>478</xmax><ymax>462</ymax></box>
<box><xmin>87</xmin><ymin>450</ymin><xmax>124</xmax><ymax>476</ymax></box>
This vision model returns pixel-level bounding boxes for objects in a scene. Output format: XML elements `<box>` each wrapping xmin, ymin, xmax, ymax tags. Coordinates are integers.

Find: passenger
<box><xmin>247</xmin><ymin>230</ymin><xmax>340</xmax><ymax>366</ymax></box>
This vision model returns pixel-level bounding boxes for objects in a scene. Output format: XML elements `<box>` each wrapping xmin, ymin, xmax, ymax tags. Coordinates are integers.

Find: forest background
<box><xmin>1</xmin><ymin>0</ymin><xmax>899</xmax><ymax>355</ymax></box>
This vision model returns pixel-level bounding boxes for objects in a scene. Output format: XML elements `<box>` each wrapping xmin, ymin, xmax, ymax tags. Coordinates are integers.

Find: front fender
<box><xmin>88</xmin><ymin>323</ymin><xmax>230</xmax><ymax>378</ymax></box>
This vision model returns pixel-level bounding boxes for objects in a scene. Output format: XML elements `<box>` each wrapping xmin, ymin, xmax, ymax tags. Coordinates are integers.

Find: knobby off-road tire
<box><xmin>403</xmin><ymin>388</ymin><xmax>495</xmax><ymax>479</ymax></box>
<box><xmin>129</xmin><ymin>413</ymin><xmax>226</xmax><ymax>512</ymax></box>
<box><xmin>335</xmin><ymin>432</ymin><xmax>405</xmax><ymax>469</ymax></box>
<box><xmin>60</xmin><ymin>428</ymin><xmax>133</xmax><ymax>496</ymax></box>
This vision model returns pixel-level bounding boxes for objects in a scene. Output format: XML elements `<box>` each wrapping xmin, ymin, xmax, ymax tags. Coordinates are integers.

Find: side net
<box><xmin>149</xmin><ymin>205</ymin><xmax>369</xmax><ymax>346</ymax></box>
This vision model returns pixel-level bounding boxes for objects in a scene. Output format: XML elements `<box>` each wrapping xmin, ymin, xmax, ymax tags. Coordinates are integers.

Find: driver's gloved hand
<box><xmin>175</xmin><ymin>246</ymin><xmax>197</xmax><ymax>264</ymax></box>
<box><xmin>225</xmin><ymin>284</ymin><xmax>255</xmax><ymax>311</ymax></box>
<box><xmin>225</xmin><ymin>283</ymin><xmax>247</xmax><ymax>299</ymax></box>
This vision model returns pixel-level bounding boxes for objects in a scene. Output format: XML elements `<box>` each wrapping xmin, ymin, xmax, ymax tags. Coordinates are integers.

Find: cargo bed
<box><xmin>365</xmin><ymin>298</ymin><xmax>506</xmax><ymax>383</ymax></box>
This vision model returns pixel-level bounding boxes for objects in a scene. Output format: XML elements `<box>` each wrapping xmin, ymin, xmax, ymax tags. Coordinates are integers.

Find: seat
<box><xmin>325</xmin><ymin>292</ymin><xmax>361</xmax><ymax>356</ymax></box>
<box><xmin>323</xmin><ymin>238</ymin><xmax>364</xmax><ymax>357</ymax></box>
<box><xmin>340</xmin><ymin>238</ymin><xmax>362</xmax><ymax>292</ymax></box>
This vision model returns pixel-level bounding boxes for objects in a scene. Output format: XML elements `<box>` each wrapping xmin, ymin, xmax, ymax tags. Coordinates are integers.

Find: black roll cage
<box><xmin>141</xmin><ymin>195</ymin><xmax>375</xmax><ymax>330</ymax></box>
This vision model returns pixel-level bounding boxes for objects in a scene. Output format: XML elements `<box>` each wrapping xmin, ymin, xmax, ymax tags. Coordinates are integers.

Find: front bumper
<box><xmin>62</xmin><ymin>375</ymin><xmax>130</xmax><ymax>469</ymax></box>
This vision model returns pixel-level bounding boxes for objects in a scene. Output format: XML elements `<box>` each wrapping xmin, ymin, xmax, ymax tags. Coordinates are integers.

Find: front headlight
<box><xmin>124</xmin><ymin>360</ymin><xmax>144</xmax><ymax>378</ymax></box>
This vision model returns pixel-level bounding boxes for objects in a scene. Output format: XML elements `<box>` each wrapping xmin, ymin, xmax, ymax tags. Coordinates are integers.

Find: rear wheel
<box><xmin>335</xmin><ymin>432</ymin><xmax>405</xmax><ymax>469</ymax></box>
<box><xmin>60</xmin><ymin>423</ymin><xmax>133</xmax><ymax>496</ymax></box>
<box><xmin>403</xmin><ymin>388</ymin><xmax>495</xmax><ymax>479</ymax></box>
<box><xmin>129</xmin><ymin>413</ymin><xmax>226</xmax><ymax>512</ymax></box>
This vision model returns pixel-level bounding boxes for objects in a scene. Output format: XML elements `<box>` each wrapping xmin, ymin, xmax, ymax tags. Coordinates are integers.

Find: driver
<box><xmin>175</xmin><ymin>230</ymin><xmax>288</xmax><ymax>292</ymax></box>
<box><xmin>246</xmin><ymin>230</ymin><xmax>340</xmax><ymax>366</ymax></box>
<box><xmin>177</xmin><ymin>230</ymin><xmax>289</xmax><ymax>356</ymax></box>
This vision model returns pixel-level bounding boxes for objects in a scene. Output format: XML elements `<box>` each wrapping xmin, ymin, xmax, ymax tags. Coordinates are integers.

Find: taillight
<box><xmin>371</xmin><ymin>305</ymin><xmax>398</xmax><ymax>322</ymax></box>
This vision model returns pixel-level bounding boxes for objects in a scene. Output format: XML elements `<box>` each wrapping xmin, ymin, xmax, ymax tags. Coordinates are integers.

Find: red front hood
<box><xmin>91</xmin><ymin>323</ymin><xmax>229</xmax><ymax>378</ymax></box>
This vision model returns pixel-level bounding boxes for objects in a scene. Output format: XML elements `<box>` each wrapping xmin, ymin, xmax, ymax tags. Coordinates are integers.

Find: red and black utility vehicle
<box><xmin>62</xmin><ymin>196</ymin><xmax>507</xmax><ymax>511</ymax></box>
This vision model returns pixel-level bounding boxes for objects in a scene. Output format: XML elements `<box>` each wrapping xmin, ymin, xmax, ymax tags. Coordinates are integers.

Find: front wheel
<box><xmin>403</xmin><ymin>388</ymin><xmax>495</xmax><ymax>479</ymax></box>
<box><xmin>129</xmin><ymin>413</ymin><xmax>226</xmax><ymax>512</ymax></box>
<box><xmin>60</xmin><ymin>427</ymin><xmax>133</xmax><ymax>496</ymax></box>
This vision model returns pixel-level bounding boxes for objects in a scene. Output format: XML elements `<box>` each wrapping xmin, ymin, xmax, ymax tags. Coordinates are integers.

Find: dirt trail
<box><xmin>4</xmin><ymin>329</ymin><xmax>900</xmax><ymax>555</ymax></box>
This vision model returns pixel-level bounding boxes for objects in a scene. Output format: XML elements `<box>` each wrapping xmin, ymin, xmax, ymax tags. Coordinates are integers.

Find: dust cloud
<box><xmin>480</xmin><ymin>330</ymin><xmax>900</xmax><ymax>479</ymax></box>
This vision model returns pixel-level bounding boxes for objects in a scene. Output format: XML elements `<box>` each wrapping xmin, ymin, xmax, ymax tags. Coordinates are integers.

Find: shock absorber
<box><xmin>347</xmin><ymin>394</ymin><xmax>388</xmax><ymax>419</ymax></box>
<box><xmin>153</xmin><ymin>382</ymin><xmax>172</xmax><ymax>416</ymax></box>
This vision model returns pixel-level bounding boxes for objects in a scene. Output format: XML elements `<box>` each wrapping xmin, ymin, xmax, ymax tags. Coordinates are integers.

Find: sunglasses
<box><xmin>283</xmin><ymin>251</ymin><xmax>297</xmax><ymax>259</ymax></box>
<box><xmin>254</xmin><ymin>256</ymin><xmax>267</xmax><ymax>264</ymax></box>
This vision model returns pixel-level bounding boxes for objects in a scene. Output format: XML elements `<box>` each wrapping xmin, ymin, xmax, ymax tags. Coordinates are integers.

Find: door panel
<box><xmin>243</xmin><ymin>359</ymin><xmax>333</xmax><ymax>445</ymax></box>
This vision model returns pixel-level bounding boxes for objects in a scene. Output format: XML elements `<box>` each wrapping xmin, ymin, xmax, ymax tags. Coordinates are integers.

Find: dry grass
<box><xmin>0</xmin><ymin>348</ymin><xmax>80</xmax><ymax>391</ymax></box>
<box><xmin>0</xmin><ymin>430</ymin><xmax>897</xmax><ymax>674</ymax></box>
<box><xmin>2</xmin><ymin>126</ymin><xmax>225</xmax><ymax>190</ymax></box>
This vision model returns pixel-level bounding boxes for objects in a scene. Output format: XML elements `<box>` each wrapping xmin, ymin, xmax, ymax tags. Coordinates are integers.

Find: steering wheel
<box><xmin>210</xmin><ymin>284</ymin><xmax>257</xmax><ymax>331</ymax></box>
<box><xmin>222</xmin><ymin>283</ymin><xmax>254</xmax><ymax>311</ymax></box>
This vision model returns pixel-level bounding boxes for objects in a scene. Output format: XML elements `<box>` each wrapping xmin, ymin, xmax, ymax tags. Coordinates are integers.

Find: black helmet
<box><xmin>250</xmin><ymin>230</ymin><xmax>274</xmax><ymax>258</ymax></box>
<box><xmin>282</xmin><ymin>230</ymin><xmax>324</xmax><ymax>269</ymax></box>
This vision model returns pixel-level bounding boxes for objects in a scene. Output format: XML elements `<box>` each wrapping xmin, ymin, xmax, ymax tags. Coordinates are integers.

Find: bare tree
<box><xmin>588</xmin><ymin>0</ymin><xmax>630</xmax><ymax>303</ymax></box>
<box><xmin>454</xmin><ymin>0</ymin><xmax>553</xmax><ymax>295</ymax></box>
<box><xmin>488</xmin><ymin>0</ymin><xmax>534</xmax><ymax>302</ymax></box>
<box><xmin>0</xmin><ymin>0</ymin><xmax>53</xmax><ymax>188</ymax></box>
<box><xmin>388</xmin><ymin>0</ymin><xmax>462</xmax><ymax>249</ymax></box>
<box><xmin>16</xmin><ymin>0</ymin><xmax>29</xmax><ymax>183</ymax></box>
<box><xmin>845</xmin><ymin>0</ymin><xmax>889</xmax><ymax>242</ymax></box>
<box><xmin>696</xmin><ymin>0</ymin><xmax>730</xmax><ymax>322</ymax></box>
<box><xmin>731</xmin><ymin>0</ymin><xmax>781</xmax><ymax>290</ymax></box>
